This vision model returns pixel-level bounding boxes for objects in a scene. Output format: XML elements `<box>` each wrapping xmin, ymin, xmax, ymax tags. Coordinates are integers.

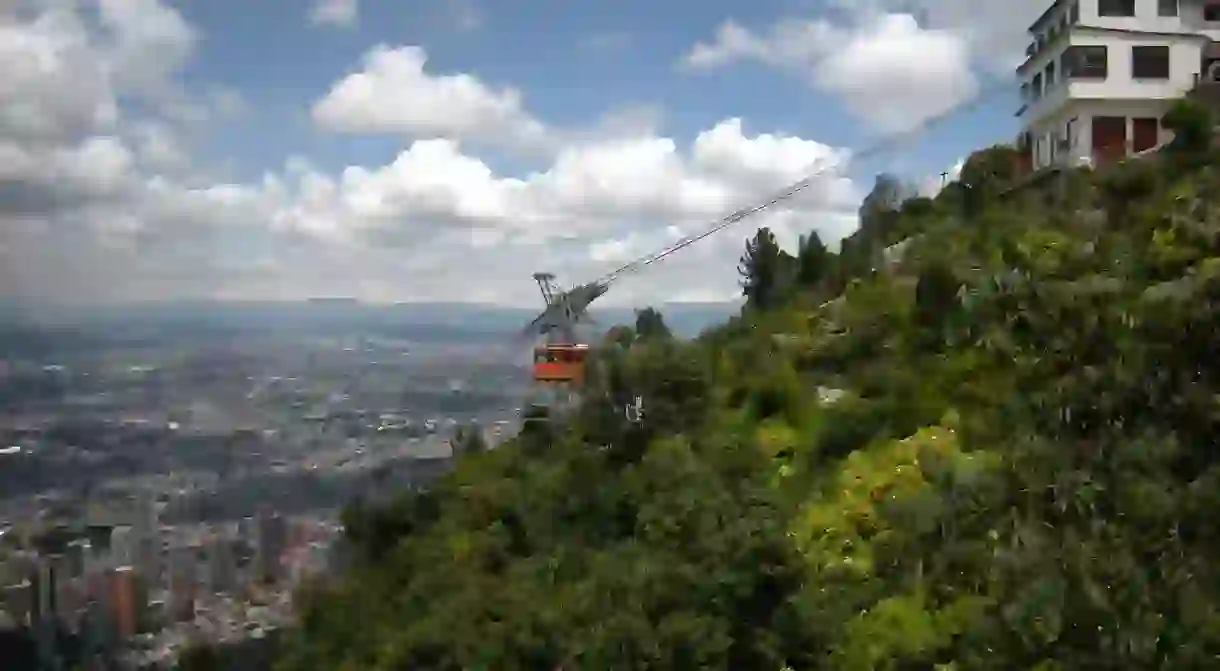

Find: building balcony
<box><xmin>1018</xmin><ymin>81</ymin><xmax>1071</xmax><ymax>122</ymax></box>
<box><xmin>1021</xmin><ymin>23</ymin><xmax>1073</xmax><ymax>72</ymax></box>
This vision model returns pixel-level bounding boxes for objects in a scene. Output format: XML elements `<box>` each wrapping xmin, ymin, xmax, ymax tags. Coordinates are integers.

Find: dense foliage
<box><xmin>277</xmin><ymin>101</ymin><xmax>1220</xmax><ymax>669</ymax></box>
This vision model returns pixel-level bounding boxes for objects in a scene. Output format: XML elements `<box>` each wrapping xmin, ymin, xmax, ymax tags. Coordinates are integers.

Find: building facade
<box><xmin>253</xmin><ymin>507</ymin><xmax>287</xmax><ymax>585</ymax></box>
<box><xmin>1018</xmin><ymin>0</ymin><xmax>1220</xmax><ymax>169</ymax></box>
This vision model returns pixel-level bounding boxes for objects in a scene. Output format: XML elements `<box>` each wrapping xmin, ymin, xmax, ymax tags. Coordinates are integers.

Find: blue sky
<box><xmin>181</xmin><ymin>0</ymin><xmax>1017</xmax><ymax>181</ymax></box>
<box><xmin>0</xmin><ymin>0</ymin><xmax>1039</xmax><ymax>307</ymax></box>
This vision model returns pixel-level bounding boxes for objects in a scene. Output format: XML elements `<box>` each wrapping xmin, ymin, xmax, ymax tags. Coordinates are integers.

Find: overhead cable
<box><xmin>591</xmin><ymin>75</ymin><xmax>1018</xmax><ymax>287</ymax></box>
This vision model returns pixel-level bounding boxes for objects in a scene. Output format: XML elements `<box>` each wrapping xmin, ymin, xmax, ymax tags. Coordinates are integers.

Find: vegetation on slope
<box><xmin>276</xmin><ymin>99</ymin><xmax>1220</xmax><ymax>670</ymax></box>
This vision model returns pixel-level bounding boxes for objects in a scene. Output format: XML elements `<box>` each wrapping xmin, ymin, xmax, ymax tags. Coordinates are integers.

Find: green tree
<box><xmin>959</xmin><ymin>143</ymin><xmax>1021</xmax><ymax>192</ymax></box>
<box><xmin>1162</xmin><ymin>96</ymin><xmax>1214</xmax><ymax>158</ymax></box>
<box><xmin>914</xmin><ymin>259</ymin><xmax>961</xmax><ymax>337</ymax></box>
<box><xmin>796</xmin><ymin>229</ymin><xmax>830</xmax><ymax>288</ymax></box>
<box><xmin>178</xmin><ymin>643</ymin><xmax>221</xmax><ymax>671</ymax></box>
<box><xmin>633</xmin><ymin>306</ymin><xmax>672</xmax><ymax>340</ymax></box>
<box><xmin>453</xmin><ymin>425</ymin><xmax>488</xmax><ymax>456</ymax></box>
<box><xmin>738</xmin><ymin>227</ymin><xmax>790</xmax><ymax>310</ymax></box>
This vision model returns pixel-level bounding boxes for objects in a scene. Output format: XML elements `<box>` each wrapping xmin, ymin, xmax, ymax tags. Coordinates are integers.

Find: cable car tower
<box><xmin>521</xmin><ymin>273</ymin><xmax>607</xmax><ymax>419</ymax></box>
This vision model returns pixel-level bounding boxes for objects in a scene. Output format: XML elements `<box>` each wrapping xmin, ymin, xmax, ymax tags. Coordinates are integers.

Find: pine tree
<box><xmin>796</xmin><ymin>230</ymin><xmax>829</xmax><ymax>288</ymax></box>
<box><xmin>738</xmin><ymin>227</ymin><xmax>787</xmax><ymax>310</ymax></box>
<box><xmin>634</xmin><ymin>307</ymin><xmax>672</xmax><ymax>340</ymax></box>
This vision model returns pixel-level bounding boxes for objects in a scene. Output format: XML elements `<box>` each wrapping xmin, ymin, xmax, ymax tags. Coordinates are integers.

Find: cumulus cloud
<box><xmin>96</xmin><ymin>0</ymin><xmax>198</xmax><ymax>95</ymax></box>
<box><xmin>1</xmin><ymin>0</ymin><xmax>863</xmax><ymax>309</ymax></box>
<box><xmin>311</xmin><ymin>45</ymin><xmax>551</xmax><ymax>152</ymax></box>
<box><xmin>849</xmin><ymin>0</ymin><xmax>1043</xmax><ymax>73</ymax></box>
<box><xmin>265</xmin><ymin>117</ymin><xmax>859</xmax><ymax>272</ymax></box>
<box><xmin>682</xmin><ymin>2</ymin><xmax>1039</xmax><ymax>131</ymax></box>
<box><xmin>0</xmin><ymin>6</ymin><xmax>119</xmax><ymax>142</ymax></box>
<box><xmin>684</xmin><ymin>12</ymin><xmax>976</xmax><ymax>132</ymax></box>
<box><xmin>309</xmin><ymin>0</ymin><xmax>358</xmax><ymax>28</ymax></box>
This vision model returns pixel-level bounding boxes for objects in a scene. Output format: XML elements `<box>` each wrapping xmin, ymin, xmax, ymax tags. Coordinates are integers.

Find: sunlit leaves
<box><xmin>791</xmin><ymin>427</ymin><xmax>988</xmax><ymax>578</ymax></box>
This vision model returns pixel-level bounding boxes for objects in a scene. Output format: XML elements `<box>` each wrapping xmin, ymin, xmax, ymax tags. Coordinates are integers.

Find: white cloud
<box><xmin>128</xmin><ymin>120</ymin><xmax>189</xmax><ymax>172</ymax></box>
<box><xmin>311</xmin><ymin>45</ymin><xmax>551</xmax><ymax>152</ymax></box>
<box><xmin>814</xmin><ymin>15</ymin><xmax>977</xmax><ymax>131</ymax></box>
<box><xmin>0</xmin><ymin>6</ymin><xmax>119</xmax><ymax>142</ymax></box>
<box><xmin>1</xmin><ymin>3</ymin><xmax>863</xmax><ymax>309</ymax></box>
<box><xmin>681</xmin><ymin>3</ymin><xmax>1038</xmax><ymax>131</ymax></box>
<box><xmin>96</xmin><ymin>0</ymin><xmax>198</xmax><ymax>96</ymax></box>
<box><xmin>309</xmin><ymin>0</ymin><xmax>358</xmax><ymax>28</ymax></box>
<box><xmin>858</xmin><ymin>0</ymin><xmax>1043</xmax><ymax>73</ymax></box>
<box><xmin>268</xmin><ymin>116</ymin><xmax>858</xmax><ymax>259</ymax></box>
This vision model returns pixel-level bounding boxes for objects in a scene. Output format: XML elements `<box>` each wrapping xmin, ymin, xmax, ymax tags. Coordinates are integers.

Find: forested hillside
<box><xmin>275</xmin><ymin>99</ymin><xmax>1220</xmax><ymax>670</ymax></box>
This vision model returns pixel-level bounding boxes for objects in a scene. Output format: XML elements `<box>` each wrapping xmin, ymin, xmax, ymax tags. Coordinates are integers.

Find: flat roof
<box><xmin>1029</xmin><ymin>0</ymin><xmax>1065</xmax><ymax>34</ymax></box>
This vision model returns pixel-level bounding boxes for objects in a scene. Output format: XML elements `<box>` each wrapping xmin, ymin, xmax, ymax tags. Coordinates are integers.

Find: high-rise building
<box><xmin>31</xmin><ymin>557</ymin><xmax>58</xmax><ymax>624</ymax></box>
<box><xmin>109</xmin><ymin>526</ymin><xmax>134</xmax><ymax>568</ymax></box>
<box><xmin>131</xmin><ymin>493</ymin><xmax>161</xmax><ymax>587</ymax></box>
<box><xmin>167</xmin><ymin>545</ymin><xmax>197</xmax><ymax>622</ymax></box>
<box><xmin>253</xmin><ymin>508</ymin><xmax>287</xmax><ymax>584</ymax></box>
<box><xmin>208</xmin><ymin>536</ymin><xmax>237</xmax><ymax>594</ymax></box>
<box><xmin>110</xmin><ymin>567</ymin><xmax>145</xmax><ymax>639</ymax></box>
<box><xmin>64</xmin><ymin>539</ymin><xmax>90</xmax><ymax>579</ymax></box>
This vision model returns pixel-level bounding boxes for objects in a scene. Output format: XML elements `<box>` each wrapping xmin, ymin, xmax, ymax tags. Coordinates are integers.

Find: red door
<box><xmin>1092</xmin><ymin>116</ymin><xmax>1127</xmax><ymax>166</ymax></box>
<box><xmin>1132</xmin><ymin>117</ymin><xmax>1159</xmax><ymax>152</ymax></box>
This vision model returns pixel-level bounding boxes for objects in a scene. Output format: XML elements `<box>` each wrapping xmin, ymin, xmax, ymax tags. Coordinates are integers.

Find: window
<box><xmin>1159</xmin><ymin>0</ymin><xmax>1178</xmax><ymax>16</ymax></box>
<box><xmin>1070</xmin><ymin>2</ymin><xmax>1080</xmax><ymax>22</ymax></box>
<box><xmin>1032</xmin><ymin>72</ymin><xmax>1043</xmax><ymax>99</ymax></box>
<box><xmin>1045</xmin><ymin>61</ymin><xmax>1056</xmax><ymax>88</ymax></box>
<box><xmin>1066</xmin><ymin>45</ymin><xmax>1108</xmax><ymax>78</ymax></box>
<box><xmin>1206</xmin><ymin>2</ymin><xmax>1220</xmax><ymax>20</ymax></box>
<box><xmin>1098</xmin><ymin>0</ymin><xmax>1136</xmax><ymax>16</ymax></box>
<box><xmin>1132</xmin><ymin>45</ymin><xmax>1170</xmax><ymax>78</ymax></box>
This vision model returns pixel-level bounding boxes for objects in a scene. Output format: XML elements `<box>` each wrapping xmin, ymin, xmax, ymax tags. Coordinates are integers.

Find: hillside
<box><xmin>272</xmin><ymin>100</ymin><xmax>1220</xmax><ymax>670</ymax></box>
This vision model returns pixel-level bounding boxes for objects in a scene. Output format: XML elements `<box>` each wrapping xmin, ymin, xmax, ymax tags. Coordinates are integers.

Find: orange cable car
<box><xmin>532</xmin><ymin>343</ymin><xmax>591</xmax><ymax>386</ymax></box>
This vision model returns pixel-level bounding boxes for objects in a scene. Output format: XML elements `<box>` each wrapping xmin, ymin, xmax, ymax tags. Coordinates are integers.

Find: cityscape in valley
<box><xmin>0</xmin><ymin>301</ymin><xmax>731</xmax><ymax>669</ymax></box>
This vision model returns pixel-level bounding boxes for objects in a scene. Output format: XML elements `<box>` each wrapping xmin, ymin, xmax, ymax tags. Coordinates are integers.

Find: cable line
<box><xmin>591</xmin><ymin>76</ymin><xmax>1015</xmax><ymax>288</ymax></box>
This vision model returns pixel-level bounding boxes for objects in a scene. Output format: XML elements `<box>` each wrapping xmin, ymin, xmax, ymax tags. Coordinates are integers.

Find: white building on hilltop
<box><xmin>1018</xmin><ymin>0</ymin><xmax>1220</xmax><ymax>170</ymax></box>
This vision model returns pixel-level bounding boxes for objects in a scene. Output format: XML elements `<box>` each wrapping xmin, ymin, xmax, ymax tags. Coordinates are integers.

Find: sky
<box><xmin>0</xmin><ymin>0</ymin><xmax>1046</xmax><ymax>309</ymax></box>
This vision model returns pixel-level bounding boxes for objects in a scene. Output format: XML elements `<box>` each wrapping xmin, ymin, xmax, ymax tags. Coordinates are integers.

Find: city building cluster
<box><xmin>0</xmin><ymin>494</ymin><xmax>340</xmax><ymax>668</ymax></box>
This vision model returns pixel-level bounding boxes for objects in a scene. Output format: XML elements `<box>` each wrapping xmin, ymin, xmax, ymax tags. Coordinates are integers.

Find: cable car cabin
<box><xmin>532</xmin><ymin>343</ymin><xmax>591</xmax><ymax>386</ymax></box>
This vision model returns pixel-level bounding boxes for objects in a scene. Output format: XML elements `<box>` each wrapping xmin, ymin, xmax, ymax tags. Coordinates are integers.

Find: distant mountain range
<box><xmin>0</xmin><ymin>298</ymin><xmax>741</xmax><ymax>349</ymax></box>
